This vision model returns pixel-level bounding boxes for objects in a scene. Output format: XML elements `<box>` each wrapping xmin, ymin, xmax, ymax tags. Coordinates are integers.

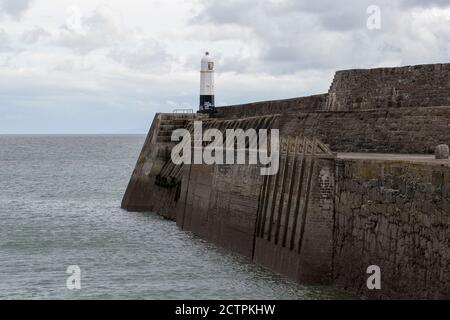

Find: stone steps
<box><xmin>156</xmin><ymin>116</ymin><xmax>192</xmax><ymax>143</ymax></box>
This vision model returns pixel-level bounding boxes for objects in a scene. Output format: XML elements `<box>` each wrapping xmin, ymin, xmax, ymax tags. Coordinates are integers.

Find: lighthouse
<box><xmin>199</xmin><ymin>51</ymin><xmax>215</xmax><ymax>112</ymax></box>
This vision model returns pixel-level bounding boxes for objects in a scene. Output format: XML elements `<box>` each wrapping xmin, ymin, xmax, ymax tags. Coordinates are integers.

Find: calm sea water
<box><xmin>0</xmin><ymin>135</ymin><xmax>347</xmax><ymax>300</ymax></box>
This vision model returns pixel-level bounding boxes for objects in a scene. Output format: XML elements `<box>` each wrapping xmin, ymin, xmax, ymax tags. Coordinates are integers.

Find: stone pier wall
<box><xmin>215</xmin><ymin>105</ymin><xmax>450</xmax><ymax>154</ymax></box>
<box><xmin>122</xmin><ymin>63</ymin><xmax>450</xmax><ymax>299</ymax></box>
<box><xmin>175</xmin><ymin>148</ymin><xmax>336</xmax><ymax>284</ymax></box>
<box><xmin>122</xmin><ymin>112</ymin><xmax>450</xmax><ymax>298</ymax></box>
<box><xmin>280</xmin><ymin>106</ymin><xmax>450</xmax><ymax>154</ymax></box>
<box><xmin>250</xmin><ymin>137</ymin><xmax>336</xmax><ymax>284</ymax></box>
<box><xmin>326</xmin><ymin>64</ymin><xmax>450</xmax><ymax>111</ymax></box>
<box><xmin>215</xmin><ymin>94</ymin><xmax>328</xmax><ymax>118</ymax></box>
<box><xmin>334</xmin><ymin>159</ymin><xmax>450</xmax><ymax>299</ymax></box>
<box><xmin>177</xmin><ymin>164</ymin><xmax>263</xmax><ymax>257</ymax></box>
<box><xmin>121</xmin><ymin>113</ymin><xmax>205</xmax><ymax>219</ymax></box>
<box><xmin>253</xmin><ymin>156</ymin><xmax>335</xmax><ymax>285</ymax></box>
<box><xmin>217</xmin><ymin>104</ymin><xmax>450</xmax><ymax>155</ymax></box>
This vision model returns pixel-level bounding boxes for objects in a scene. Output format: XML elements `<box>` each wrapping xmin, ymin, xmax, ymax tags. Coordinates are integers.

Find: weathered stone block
<box><xmin>435</xmin><ymin>144</ymin><xmax>449</xmax><ymax>160</ymax></box>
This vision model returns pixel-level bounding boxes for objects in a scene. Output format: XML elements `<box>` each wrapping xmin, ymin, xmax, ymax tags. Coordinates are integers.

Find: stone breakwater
<box><xmin>122</xmin><ymin>63</ymin><xmax>450</xmax><ymax>299</ymax></box>
<box><xmin>334</xmin><ymin>159</ymin><xmax>449</xmax><ymax>299</ymax></box>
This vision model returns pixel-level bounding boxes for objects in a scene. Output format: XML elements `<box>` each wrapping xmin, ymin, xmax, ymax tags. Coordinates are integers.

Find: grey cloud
<box><xmin>195</xmin><ymin>0</ymin><xmax>379</xmax><ymax>29</ymax></box>
<box><xmin>398</xmin><ymin>0</ymin><xmax>450</xmax><ymax>8</ymax></box>
<box><xmin>0</xmin><ymin>28</ymin><xmax>13</xmax><ymax>52</ymax></box>
<box><xmin>284</xmin><ymin>0</ymin><xmax>369</xmax><ymax>13</ymax></box>
<box><xmin>21</xmin><ymin>26</ymin><xmax>50</xmax><ymax>44</ymax></box>
<box><xmin>109</xmin><ymin>39</ymin><xmax>173</xmax><ymax>73</ymax></box>
<box><xmin>54</xmin><ymin>7</ymin><xmax>173</xmax><ymax>73</ymax></box>
<box><xmin>56</xmin><ymin>9</ymin><xmax>121</xmax><ymax>54</ymax></box>
<box><xmin>194</xmin><ymin>0</ymin><xmax>254</xmax><ymax>25</ymax></box>
<box><xmin>0</xmin><ymin>0</ymin><xmax>33</xmax><ymax>18</ymax></box>
<box><xmin>194</xmin><ymin>0</ymin><xmax>450</xmax><ymax>33</ymax></box>
<box><xmin>191</xmin><ymin>0</ymin><xmax>450</xmax><ymax>75</ymax></box>
<box><xmin>319</xmin><ymin>11</ymin><xmax>365</xmax><ymax>31</ymax></box>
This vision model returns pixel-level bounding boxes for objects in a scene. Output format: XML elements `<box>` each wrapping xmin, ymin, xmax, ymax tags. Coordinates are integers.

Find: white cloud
<box><xmin>0</xmin><ymin>0</ymin><xmax>450</xmax><ymax>133</ymax></box>
<box><xmin>0</xmin><ymin>28</ymin><xmax>13</xmax><ymax>51</ymax></box>
<box><xmin>21</xmin><ymin>26</ymin><xmax>50</xmax><ymax>44</ymax></box>
<box><xmin>55</xmin><ymin>6</ymin><xmax>124</xmax><ymax>55</ymax></box>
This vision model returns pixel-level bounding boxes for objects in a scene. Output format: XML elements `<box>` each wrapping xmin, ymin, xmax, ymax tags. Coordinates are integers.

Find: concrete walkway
<box><xmin>337</xmin><ymin>153</ymin><xmax>450</xmax><ymax>166</ymax></box>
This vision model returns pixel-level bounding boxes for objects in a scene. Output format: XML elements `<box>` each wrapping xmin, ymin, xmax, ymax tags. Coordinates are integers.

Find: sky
<box><xmin>0</xmin><ymin>0</ymin><xmax>449</xmax><ymax>133</ymax></box>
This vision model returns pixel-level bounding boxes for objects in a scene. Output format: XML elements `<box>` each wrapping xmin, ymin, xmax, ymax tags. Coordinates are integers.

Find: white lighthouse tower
<box><xmin>199</xmin><ymin>51</ymin><xmax>215</xmax><ymax>112</ymax></box>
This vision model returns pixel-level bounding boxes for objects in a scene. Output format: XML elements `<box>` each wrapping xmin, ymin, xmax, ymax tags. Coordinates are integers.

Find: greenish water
<box><xmin>0</xmin><ymin>135</ymin><xmax>348</xmax><ymax>299</ymax></box>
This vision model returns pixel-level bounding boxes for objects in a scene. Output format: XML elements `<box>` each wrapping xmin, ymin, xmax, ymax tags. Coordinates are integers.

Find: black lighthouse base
<box><xmin>199</xmin><ymin>95</ymin><xmax>216</xmax><ymax>113</ymax></box>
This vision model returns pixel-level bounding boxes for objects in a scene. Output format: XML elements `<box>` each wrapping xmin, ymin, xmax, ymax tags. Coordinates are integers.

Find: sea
<box><xmin>0</xmin><ymin>135</ymin><xmax>348</xmax><ymax>299</ymax></box>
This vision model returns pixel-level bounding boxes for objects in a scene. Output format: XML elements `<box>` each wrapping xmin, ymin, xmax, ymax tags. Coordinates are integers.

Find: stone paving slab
<box><xmin>337</xmin><ymin>152</ymin><xmax>450</xmax><ymax>166</ymax></box>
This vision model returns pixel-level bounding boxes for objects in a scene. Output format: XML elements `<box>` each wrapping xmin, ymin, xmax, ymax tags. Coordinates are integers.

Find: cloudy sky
<box><xmin>0</xmin><ymin>0</ymin><xmax>449</xmax><ymax>133</ymax></box>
